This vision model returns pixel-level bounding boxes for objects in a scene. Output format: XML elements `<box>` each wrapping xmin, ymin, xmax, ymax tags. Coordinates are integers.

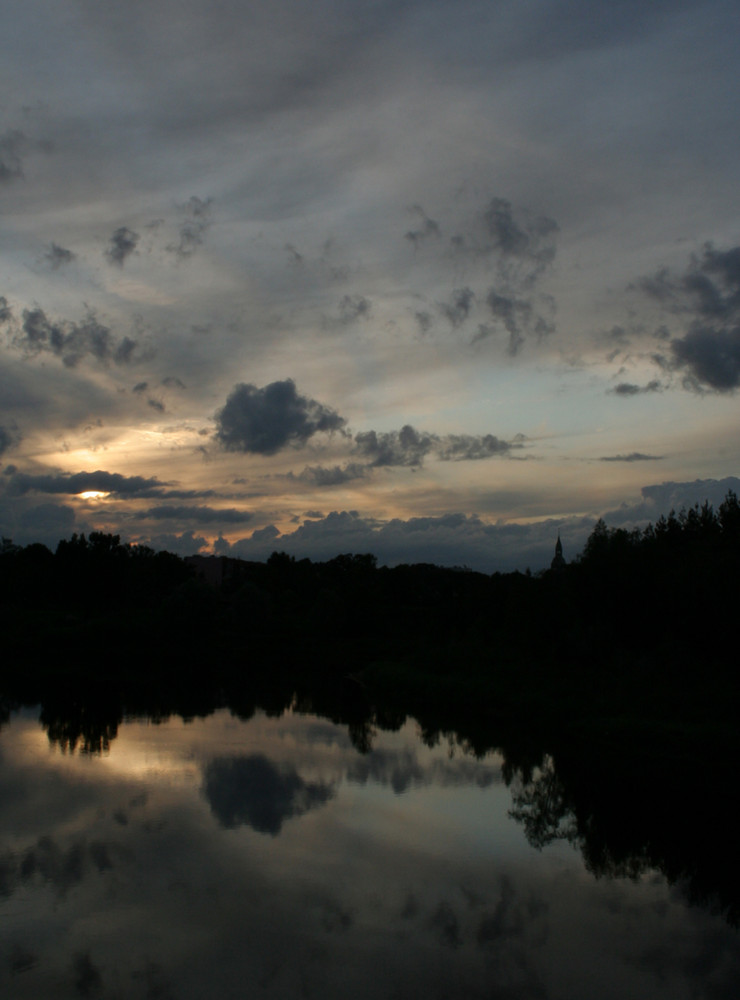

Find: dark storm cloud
<box><xmin>293</xmin><ymin>463</ymin><xmax>369</xmax><ymax>486</ymax></box>
<box><xmin>637</xmin><ymin>244</ymin><xmax>740</xmax><ymax>390</ymax></box>
<box><xmin>438</xmin><ymin>287</ymin><xmax>475</xmax><ymax>328</ymax></box>
<box><xmin>140</xmin><ymin>505</ymin><xmax>253</xmax><ymax>524</ymax></box>
<box><xmin>671</xmin><ymin>327</ymin><xmax>740</xmax><ymax>392</ymax></box>
<box><xmin>354</xmin><ymin>425</ymin><xmax>438</xmax><ymax>467</ymax></box>
<box><xmin>609</xmin><ymin>381</ymin><xmax>662</xmax><ymax>396</ymax></box>
<box><xmin>167</xmin><ymin>195</ymin><xmax>213</xmax><ymax>259</ymax></box>
<box><xmin>105</xmin><ymin>226</ymin><xmax>140</xmax><ymax>267</ymax></box>
<box><xmin>599</xmin><ymin>453</ymin><xmax>664</xmax><ymax>462</ymax></box>
<box><xmin>214</xmin><ymin>379</ymin><xmax>346</xmax><ymax>455</ymax></box>
<box><xmin>15</xmin><ymin>306</ymin><xmax>141</xmax><ymax>367</ymax></box>
<box><xmin>202</xmin><ymin>754</ymin><xmax>334</xmax><ymax>835</ymax></box>
<box><xmin>43</xmin><ymin>242</ymin><xmax>76</xmax><ymax>269</ymax></box>
<box><xmin>0</xmin><ymin>296</ymin><xmax>11</xmax><ymax>323</ymax></box>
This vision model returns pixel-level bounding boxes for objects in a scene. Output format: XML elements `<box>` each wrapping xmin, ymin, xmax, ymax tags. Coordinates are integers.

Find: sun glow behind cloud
<box><xmin>1</xmin><ymin>0</ymin><xmax>739</xmax><ymax>569</ymax></box>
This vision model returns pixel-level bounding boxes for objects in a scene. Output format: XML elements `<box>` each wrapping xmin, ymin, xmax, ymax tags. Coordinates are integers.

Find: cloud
<box><xmin>403</xmin><ymin>195</ymin><xmax>558</xmax><ymax>354</ymax></box>
<box><xmin>353</xmin><ymin>426</ymin><xmax>521</xmax><ymax>468</ymax></box>
<box><xmin>671</xmin><ymin>327</ymin><xmax>740</xmax><ymax>392</ymax></box>
<box><xmin>480</xmin><ymin>197</ymin><xmax>558</xmax><ymax>282</ymax></box>
<box><xmin>292</xmin><ymin>463</ymin><xmax>369</xmax><ymax>486</ymax></box>
<box><xmin>637</xmin><ymin>244</ymin><xmax>740</xmax><ymax>390</ymax></box>
<box><xmin>637</xmin><ymin>476</ymin><xmax>740</xmax><ymax>515</ymax></box>
<box><xmin>438</xmin><ymin>287</ymin><xmax>475</xmax><ymax>328</ymax></box>
<box><xmin>414</xmin><ymin>310</ymin><xmax>433</xmax><ymax>334</ymax></box>
<box><xmin>609</xmin><ymin>381</ymin><xmax>662</xmax><ymax>396</ymax></box>
<box><xmin>15</xmin><ymin>501</ymin><xmax>78</xmax><ymax>544</ymax></box>
<box><xmin>284</xmin><ymin>242</ymin><xmax>304</xmax><ymax>264</ymax></box>
<box><xmin>354</xmin><ymin>425</ymin><xmax>438</xmax><ymax>467</ymax></box>
<box><xmin>486</xmin><ymin>290</ymin><xmax>531</xmax><ymax>355</ymax></box>
<box><xmin>141</xmin><ymin>530</ymin><xmax>209</xmax><ymax>556</ymax></box>
<box><xmin>436</xmin><ymin>434</ymin><xmax>518</xmax><ymax>461</ymax></box>
<box><xmin>0</xmin><ymin>424</ymin><xmax>19</xmax><ymax>455</ymax></box>
<box><xmin>218</xmin><ymin>509</ymin><xmax>578</xmax><ymax>573</ymax></box>
<box><xmin>7</xmin><ymin>470</ymin><xmax>172</xmax><ymax>498</ymax></box>
<box><xmin>347</xmin><ymin>747</ymin><xmax>500</xmax><ymax>794</ymax></box>
<box><xmin>14</xmin><ymin>306</ymin><xmax>141</xmax><ymax>368</ymax></box>
<box><xmin>202</xmin><ymin>754</ymin><xmax>334</xmax><ymax>835</ymax></box>
<box><xmin>73</xmin><ymin>953</ymin><xmax>103</xmax><ymax>997</ymax></box>
<box><xmin>140</xmin><ymin>505</ymin><xmax>253</xmax><ymax>524</ymax></box>
<box><xmin>9</xmin><ymin>835</ymin><xmax>114</xmax><ymax>898</ymax></box>
<box><xmin>105</xmin><ymin>226</ymin><xmax>140</xmax><ymax>267</ymax></box>
<box><xmin>332</xmin><ymin>294</ymin><xmax>371</xmax><ymax>326</ymax></box>
<box><xmin>0</xmin><ymin>129</ymin><xmax>31</xmax><ymax>182</ymax></box>
<box><xmin>598</xmin><ymin>453</ymin><xmax>664</xmax><ymax>462</ymax></box>
<box><xmin>43</xmin><ymin>243</ymin><xmax>76</xmax><ymax>270</ymax></box>
<box><xmin>167</xmin><ymin>195</ymin><xmax>213</xmax><ymax>259</ymax></box>
<box><xmin>214</xmin><ymin>379</ymin><xmax>346</xmax><ymax>455</ymax></box>
<box><xmin>405</xmin><ymin>205</ymin><xmax>441</xmax><ymax>248</ymax></box>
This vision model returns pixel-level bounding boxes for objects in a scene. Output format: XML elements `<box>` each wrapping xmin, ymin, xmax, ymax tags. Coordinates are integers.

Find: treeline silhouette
<box><xmin>1</xmin><ymin>494</ymin><xmax>739</xmax><ymax>740</ymax></box>
<box><xmin>2</xmin><ymin>499</ymin><xmax>738</xmax><ymax>928</ymax></box>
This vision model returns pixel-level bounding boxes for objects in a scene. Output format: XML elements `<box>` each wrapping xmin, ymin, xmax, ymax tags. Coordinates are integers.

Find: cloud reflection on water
<box><xmin>202</xmin><ymin>754</ymin><xmax>335</xmax><ymax>834</ymax></box>
<box><xmin>0</xmin><ymin>708</ymin><xmax>738</xmax><ymax>999</ymax></box>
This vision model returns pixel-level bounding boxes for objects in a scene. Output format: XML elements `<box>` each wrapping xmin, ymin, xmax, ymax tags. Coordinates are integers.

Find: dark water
<box><xmin>1</xmin><ymin>704</ymin><xmax>738</xmax><ymax>999</ymax></box>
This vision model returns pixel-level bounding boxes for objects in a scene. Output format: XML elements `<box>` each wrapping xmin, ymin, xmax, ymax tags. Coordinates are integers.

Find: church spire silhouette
<box><xmin>550</xmin><ymin>532</ymin><xmax>566</xmax><ymax>571</ymax></box>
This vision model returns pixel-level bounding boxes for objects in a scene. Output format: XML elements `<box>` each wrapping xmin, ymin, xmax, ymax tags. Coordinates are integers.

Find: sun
<box><xmin>77</xmin><ymin>491</ymin><xmax>109</xmax><ymax>501</ymax></box>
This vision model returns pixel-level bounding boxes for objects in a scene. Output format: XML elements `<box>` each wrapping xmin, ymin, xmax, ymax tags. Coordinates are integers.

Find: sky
<box><xmin>1</xmin><ymin>0</ymin><xmax>739</xmax><ymax>571</ymax></box>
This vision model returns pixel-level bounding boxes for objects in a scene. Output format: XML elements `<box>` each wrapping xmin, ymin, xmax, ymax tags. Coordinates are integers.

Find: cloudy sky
<box><xmin>2</xmin><ymin>0</ymin><xmax>739</xmax><ymax>569</ymax></box>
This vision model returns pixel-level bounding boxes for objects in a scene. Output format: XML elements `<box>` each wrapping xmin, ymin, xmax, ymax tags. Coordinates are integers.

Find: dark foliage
<box><xmin>1</xmin><ymin>495</ymin><xmax>738</xmax><ymax>739</ymax></box>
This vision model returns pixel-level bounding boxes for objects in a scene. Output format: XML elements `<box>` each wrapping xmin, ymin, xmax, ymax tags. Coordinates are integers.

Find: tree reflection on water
<box><xmin>5</xmin><ymin>675</ymin><xmax>737</xmax><ymax>930</ymax></box>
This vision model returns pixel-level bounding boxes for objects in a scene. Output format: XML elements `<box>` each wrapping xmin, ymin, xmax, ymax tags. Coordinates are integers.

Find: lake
<box><xmin>1</xmin><ymin>701</ymin><xmax>738</xmax><ymax>999</ymax></box>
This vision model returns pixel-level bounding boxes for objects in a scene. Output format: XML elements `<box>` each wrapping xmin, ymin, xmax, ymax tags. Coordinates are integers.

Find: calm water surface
<box><xmin>1</xmin><ymin>706</ymin><xmax>737</xmax><ymax>999</ymax></box>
